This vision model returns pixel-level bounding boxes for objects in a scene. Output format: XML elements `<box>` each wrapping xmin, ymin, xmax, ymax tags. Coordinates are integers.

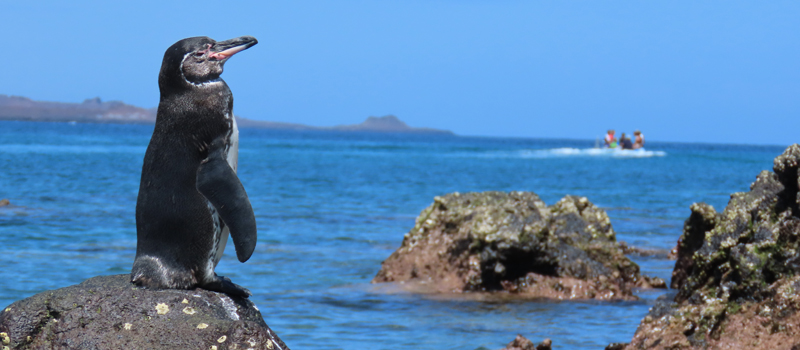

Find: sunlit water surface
<box><xmin>0</xmin><ymin>121</ymin><xmax>787</xmax><ymax>349</ymax></box>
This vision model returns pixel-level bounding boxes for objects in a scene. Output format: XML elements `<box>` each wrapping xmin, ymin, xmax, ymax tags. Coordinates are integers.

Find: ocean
<box><xmin>0</xmin><ymin>121</ymin><xmax>788</xmax><ymax>349</ymax></box>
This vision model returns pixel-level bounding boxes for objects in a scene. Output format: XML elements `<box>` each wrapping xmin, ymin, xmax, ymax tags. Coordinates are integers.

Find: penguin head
<box><xmin>159</xmin><ymin>36</ymin><xmax>258</xmax><ymax>94</ymax></box>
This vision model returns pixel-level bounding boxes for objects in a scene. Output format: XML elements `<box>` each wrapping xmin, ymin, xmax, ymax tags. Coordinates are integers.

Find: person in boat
<box><xmin>619</xmin><ymin>133</ymin><xmax>633</xmax><ymax>150</ymax></box>
<box><xmin>604</xmin><ymin>130</ymin><xmax>617</xmax><ymax>148</ymax></box>
<box><xmin>633</xmin><ymin>130</ymin><xmax>645</xmax><ymax>149</ymax></box>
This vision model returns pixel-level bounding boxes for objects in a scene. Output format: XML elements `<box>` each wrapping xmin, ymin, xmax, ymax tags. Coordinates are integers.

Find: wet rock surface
<box><xmin>625</xmin><ymin>144</ymin><xmax>800</xmax><ymax>349</ymax></box>
<box><xmin>373</xmin><ymin>192</ymin><xmax>665</xmax><ymax>300</ymax></box>
<box><xmin>0</xmin><ymin>274</ymin><xmax>288</xmax><ymax>350</ymax></box>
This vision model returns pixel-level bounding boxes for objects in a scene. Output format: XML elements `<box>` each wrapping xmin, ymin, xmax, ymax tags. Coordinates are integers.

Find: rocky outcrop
<box><xmin>499</xmin><ymin>334</ymin><xmax>552</xmax><ymax>350</ymax></box>
<box><xmin>0</xmin><ymin>275</ymin><xmax>288</xmax><ymax>350</ymax></box>
<box><xmin>373</xmin><ymin>192</ymin><xmax>665</xmax><ymax>301</ymax></box>
<box><xmin>669</xmin><ymin>202</ymin><xmax>721</xmax><ymax>289</ymax></box>
<box><xmin>625</xmin><ymin>144</ymin><xmax>800</xmax><ymax>349</ymax></box>
<box><xmin>0</xmin><ymin>199</ymin><xmax>9</xmax><ymax>207</ymax></box>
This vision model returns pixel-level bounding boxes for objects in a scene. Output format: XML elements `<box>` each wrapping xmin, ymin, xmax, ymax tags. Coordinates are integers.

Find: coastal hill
<box><xmin>238</xmin><ymin>114</ymin><xmax>452</xmax><ymax>135</ymax></box>
<box><xmin>0</xmin><ymin>95</ymin><xmax>155</xmax><ymax>123</ymax></box>
<box><xmin>0</xmin><ymin>95</ymin><xmax>453</xmax><ymax>134</ymax></box>
<box><xmin>333</xmin><ymin>115</ymin><xmax>446</xmax><ymax>134</ymax></box>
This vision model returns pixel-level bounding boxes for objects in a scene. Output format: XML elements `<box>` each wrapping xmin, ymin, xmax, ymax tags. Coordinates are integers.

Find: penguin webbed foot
<box><xmin>200</xmin><ymin>274</ymin><xmax>252</xmax><ymax>298</ymax></box>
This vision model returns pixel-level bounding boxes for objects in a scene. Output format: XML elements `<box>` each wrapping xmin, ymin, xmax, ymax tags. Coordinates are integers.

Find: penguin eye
<box><xmin>194</xmin><ymin>51</ymin><xmax>205</xmax><ymax>57</ymax></box>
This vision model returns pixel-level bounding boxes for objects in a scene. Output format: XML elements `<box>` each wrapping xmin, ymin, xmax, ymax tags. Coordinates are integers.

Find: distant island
<box><xmin>0</xmin><ymin>95</ymin><xmax>155</xmax><ymax>124</ymax></box>
<box><xmin>0</xmin><ymin>95</ymin><xmax>453</xmax><ymax>135</ymax></box>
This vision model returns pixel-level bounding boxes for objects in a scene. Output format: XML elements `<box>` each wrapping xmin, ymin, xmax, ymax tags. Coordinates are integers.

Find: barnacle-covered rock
<box><xmin>373</xmin><ymin>192</ymin><xmax>664</xmax><ymax>300</ymax></box>
<box><xmin>0</xmin><ymin>275</ymin><xmax>288</xmax><ymax>350</ymax></box>
<box><xmin>625</xmin><ymin>144</ymin><xmax>800</xmax><ymax>349</ymax></box>
<box><xmin>670</xmin><ymin>202</ymin><xmax>721</xmax><ymax>289</ymax></box>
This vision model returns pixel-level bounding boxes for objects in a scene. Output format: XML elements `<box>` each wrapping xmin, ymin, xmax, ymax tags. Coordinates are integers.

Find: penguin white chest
<box><xmin>208</xmin><ymin>116</ymin><xmax>239</xmax><ymax>271</ymax></box>
<box><xmin>227</xmin><ymin>115</ymin><xmax>239</xmax><ymax>171</ymax></box>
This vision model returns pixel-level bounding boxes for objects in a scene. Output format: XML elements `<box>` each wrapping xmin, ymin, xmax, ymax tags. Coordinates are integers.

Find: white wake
<box><xmin>475</xmin><ymin>148</ymin><xmax>667</xmax><ymax>159</ymax></box>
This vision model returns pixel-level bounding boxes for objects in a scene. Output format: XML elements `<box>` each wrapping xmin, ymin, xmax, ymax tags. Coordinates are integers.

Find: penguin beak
<box><xmin>209</xmin><ymin>36</ymin><xmax>258</xmax><ymax>61</ymax></box>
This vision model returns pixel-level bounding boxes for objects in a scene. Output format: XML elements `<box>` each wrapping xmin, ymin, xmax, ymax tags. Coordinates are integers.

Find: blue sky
<box><xmin>3</xmin><ymin>1</ymin><xmax>798</xmax><ymax>145</ymax></box>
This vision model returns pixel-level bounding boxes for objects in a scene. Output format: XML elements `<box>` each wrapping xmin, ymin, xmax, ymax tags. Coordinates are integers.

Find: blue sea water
<box><xmin>0</xmin><ymin>121</ymin><xmax>789</xmax><ymax>349</ymax></box>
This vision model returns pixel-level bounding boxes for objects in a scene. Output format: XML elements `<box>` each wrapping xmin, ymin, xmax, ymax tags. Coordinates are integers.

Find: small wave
<box><xmin>472</xmin><ymin>148</ymin><xmax>666</xmax><ymax>159</ymax></box>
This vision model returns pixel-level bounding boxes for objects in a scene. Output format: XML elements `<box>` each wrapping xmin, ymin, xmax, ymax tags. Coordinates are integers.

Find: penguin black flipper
<box><xmin>197</xmin><ymin>137</ymin><xmax>258</xmax><ymax>263</ymax></box>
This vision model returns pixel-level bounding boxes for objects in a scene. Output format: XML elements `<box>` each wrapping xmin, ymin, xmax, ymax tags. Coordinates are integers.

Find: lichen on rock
<box><xmin>670</xmin><ymin>202</ymin><xmax>721</xmax><ymax>289</ymax></box>
<box><xmin>626</xmin><ymin>144</ymin><xmax>800</xmax><ymax>349</ymax></box>
<box><xmin>0</xmin><ymin>275</ymin><xmax>288</xmax><ymax>350</ymax></box>
<box><xmin>373</xmin><ymin>191</ymin><xmax>665</xmax><ymax>300</ymax></box>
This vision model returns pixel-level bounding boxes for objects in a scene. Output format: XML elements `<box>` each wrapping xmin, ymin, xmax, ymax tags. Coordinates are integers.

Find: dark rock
<box><xmin>625</xmin><ymin>144</ymin><xmax>800</xmax><ymax>349</ymax></box>
<box><xmin>669</xmin><ymin>202</ymin><xmax>720</xmax><ymax>289</ymax></box>
<box><xmin>499</xmin><ymin>335</ymin><xmax>551</xmax><ymax>350</ymax></box>
<box><xmin>535</xmin><ymin>338</ymin><xmax>552</xmax><ymax>350</ymax></box>
<box><xmin>605</xmin><ymin>343</ymin><xmax>628</xmax><ymax>350</ymax></box>
<box><xmin>0</xmin><ymin>275</ymin><xmax>288</xmax><ymax>350</ymax></box>
<box><xmin>676</xmin><ymin>166</ymin><xmax>797</xmax><ymax>304</ymax></box>
<box><xmin>373</xmin><ymin>192</ymin><xmax>665</xmax><ymax>300</ymax></box>
<box><xmin>0</xmin><ymin>199</ymin><xmax>9</xmax><ymax>207</ymax></box>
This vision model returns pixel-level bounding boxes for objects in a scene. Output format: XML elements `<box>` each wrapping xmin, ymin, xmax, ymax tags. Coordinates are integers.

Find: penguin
<box><xmin>131</xmin><ymin>36</ymin><xmax>258</xmax><ymax>297</ymax></box>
